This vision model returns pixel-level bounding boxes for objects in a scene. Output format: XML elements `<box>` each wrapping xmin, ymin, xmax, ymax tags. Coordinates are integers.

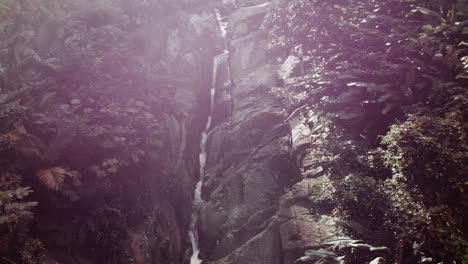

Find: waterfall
<box><xmin>189</xmin><ymin>8</ymin><xmax>229</xmax><ymax>264</ymax></box>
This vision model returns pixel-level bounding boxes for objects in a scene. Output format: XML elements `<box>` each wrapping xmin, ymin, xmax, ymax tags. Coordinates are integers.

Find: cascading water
<box><xmin>189</xmin><ymin>8</ymin><xmax>229</xmax><ymax>264</ymax></box>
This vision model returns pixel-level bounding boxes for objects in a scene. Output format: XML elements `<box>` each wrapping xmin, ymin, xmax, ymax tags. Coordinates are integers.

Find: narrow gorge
<box><xmin>189</xmin><ymin>8</ymin><xmax>229</xmax><ymax>264</ymax></box>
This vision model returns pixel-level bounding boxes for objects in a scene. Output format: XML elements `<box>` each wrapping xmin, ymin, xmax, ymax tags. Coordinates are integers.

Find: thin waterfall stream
<box><xmin>189</xmin><ymin>8</ymin><xmax>229</xmax><ymax>264</ymax></box>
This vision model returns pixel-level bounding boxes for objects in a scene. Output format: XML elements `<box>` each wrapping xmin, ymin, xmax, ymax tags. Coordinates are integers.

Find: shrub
<box><xmin>382</xmin><ymin>112</ymin><xmax>468</xmax><ymax>261</ymax></box>
<box><xmin>382</xmin><ymin>111</ymin><xmax>467</xmax><ymax>196</ymax></box>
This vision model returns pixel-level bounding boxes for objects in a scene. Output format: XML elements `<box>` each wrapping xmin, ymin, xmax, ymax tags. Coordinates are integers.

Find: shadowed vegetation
<box><xmin>264</xmin><ymin>0</ymin><xmax>468</xmax><ymax>263</ymax></box>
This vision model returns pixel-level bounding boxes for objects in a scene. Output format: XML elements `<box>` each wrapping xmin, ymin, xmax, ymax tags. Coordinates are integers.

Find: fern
<box><xmin>0</xmin><ymin>173</ymin><xmax>37</xmax><ymax>225</ymax></box>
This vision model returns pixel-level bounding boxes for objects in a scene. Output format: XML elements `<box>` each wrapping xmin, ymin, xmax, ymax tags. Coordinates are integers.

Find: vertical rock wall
<box><xmin>199</xmin><ymin>2</ymin><xmax>291</xmax><ymax>263</ymax></box>
<box><xmin>197</xmin><ymin>1</ymin><xmax>333</xmax><ymax>264</ymax></box>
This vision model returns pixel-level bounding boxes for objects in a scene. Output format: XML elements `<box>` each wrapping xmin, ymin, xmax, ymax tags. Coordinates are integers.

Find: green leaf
<box><xmin>369</xmin><ymin>246</ymin><xmax>390</xmax><ymax>252</ymax></box>
<box><xmin>295</xmin><ymin>249</ymin><xmax>340</xmax><ymax>263</ymax></box>
<box><xmin>411</xmin><ymin>7</ymin><xmax>444</xmax><ymax>22</ymax></box>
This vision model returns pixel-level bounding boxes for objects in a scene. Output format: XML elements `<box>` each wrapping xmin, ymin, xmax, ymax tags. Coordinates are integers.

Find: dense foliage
<box><xmin>0</xmin><ymin>0</ymin><xmax>201</xmax><ymax>262</ymax></box>
<box><xmin>264</xmin><ymin>0</ymin><xmax>468</xmax><ymax>263</ymax></box>
<box><xmin>265</xmin><ymin>0</ymin><xmax>467</xmax><ymax>135</ymax></box>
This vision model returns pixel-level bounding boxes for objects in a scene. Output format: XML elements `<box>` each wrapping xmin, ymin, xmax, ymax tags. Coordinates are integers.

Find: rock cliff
<box><xmin>196</xmin><ymin>1</ymin><xmax>331</xmax><ymax>263</ymax></box>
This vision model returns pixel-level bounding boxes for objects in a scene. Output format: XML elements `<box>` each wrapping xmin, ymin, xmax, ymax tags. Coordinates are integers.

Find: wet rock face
<box><xmin>197</xmin><ymin>1</ymin><xmax>335</xmax><ymax>263</ymax></box>
<box><xmin>199</xmin><ymin>1</ymin><xmax>292</xmax><ymax>263</ymax></box>
<box><xmin>128</xmin><ymin>0</ymin><xmax>335</xmax><ymax>262</ymax></box>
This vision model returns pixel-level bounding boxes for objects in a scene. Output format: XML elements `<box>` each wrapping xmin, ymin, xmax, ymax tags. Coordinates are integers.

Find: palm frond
<box><xmin>37</xmin><ymin>167</ymin><xmax>66</xmax><ymax>190</ymax></box>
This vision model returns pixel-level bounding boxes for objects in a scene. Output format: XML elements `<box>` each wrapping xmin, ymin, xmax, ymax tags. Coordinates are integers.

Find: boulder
<box><xmin>289</xmin><ymin>116</ymin><xmax>311</xmax><ymax>153</ymax></box>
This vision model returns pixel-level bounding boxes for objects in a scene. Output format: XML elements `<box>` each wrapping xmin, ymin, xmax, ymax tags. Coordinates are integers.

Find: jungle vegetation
<box><xmin>264</xmin><ymin>0</ymin><xmax>467</xmax><ymax>263</ymax></box>
<box><xmin>0</xmin><ymin>0</ymin><xmax>188</xmax><ymax>262</ymax></box>
<box><xmin>0</xmin><ymin>0</ymin><xmax>466</xmax><ymax>263</ymax></box>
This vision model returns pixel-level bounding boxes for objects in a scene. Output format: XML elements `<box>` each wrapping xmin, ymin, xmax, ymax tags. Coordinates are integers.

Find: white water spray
<box><xmin>189</xmin><ymin>9</ymin><xmax>229</xmax><ymax>264</ymax></box>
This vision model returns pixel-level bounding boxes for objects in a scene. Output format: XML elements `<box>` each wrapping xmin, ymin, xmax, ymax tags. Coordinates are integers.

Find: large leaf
<box><xmin>322</xmin><ymin>235</ymin><xmax>389</xmax><ymax>252</ymax></box>
<box><xmin>295</xmin><ymin>249</ymin><xmax>344</xmax><ymax>263</ymax></box>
